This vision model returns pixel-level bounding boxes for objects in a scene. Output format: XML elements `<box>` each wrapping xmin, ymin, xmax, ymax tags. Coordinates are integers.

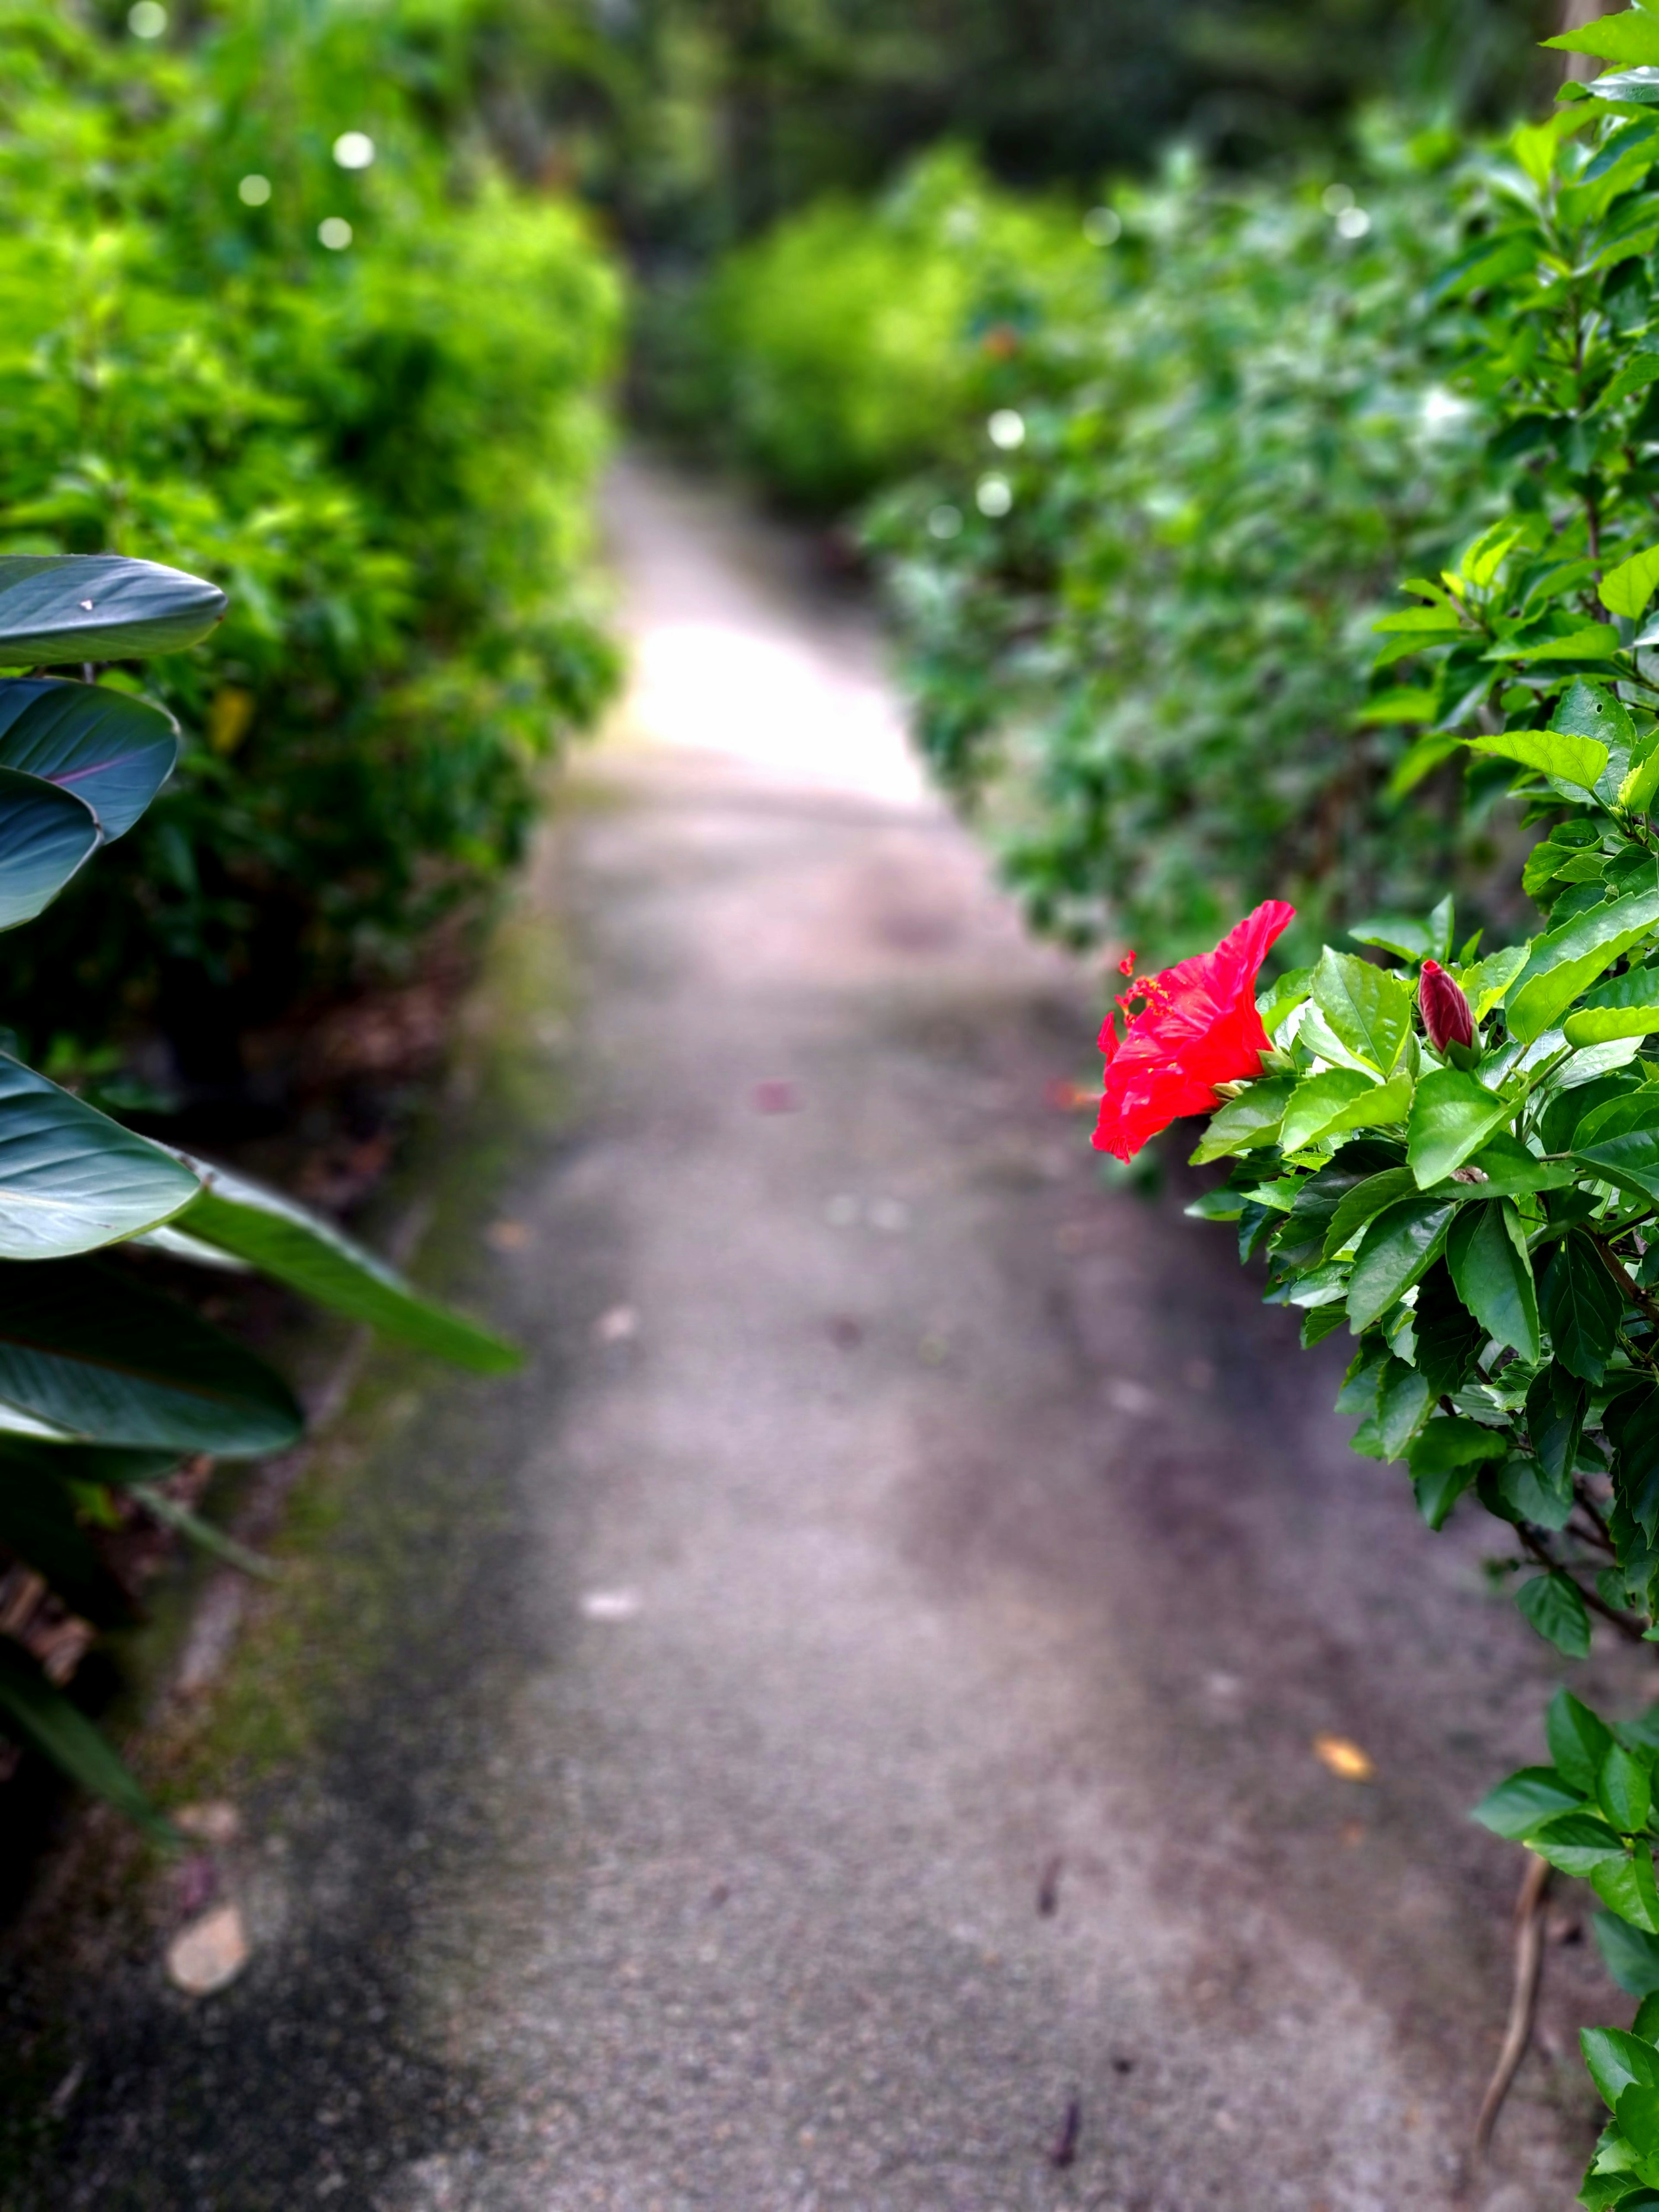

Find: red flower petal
<box><xmin>1091</xmin><ymin>901</ymin><xmax>1294</xmax><ymax>1161</ymax></box>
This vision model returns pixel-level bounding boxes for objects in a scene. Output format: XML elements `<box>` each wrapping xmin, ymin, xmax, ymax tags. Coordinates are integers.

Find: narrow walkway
<box><xmin>12</xmin><ymin>463</ymin><xmax>1611</xmax><ymax>2209</ymax></box>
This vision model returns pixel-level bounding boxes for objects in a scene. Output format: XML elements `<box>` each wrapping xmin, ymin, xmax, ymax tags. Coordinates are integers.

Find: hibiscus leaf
<box><xmin>1466</xmin><ymin>728</ymin><xmax>1609</xmax><ymax>791</ymax></box>
<box><xmin>1542</xmin><ymin>1231</ymin><xmax>1626</xmax><ymax>1383</ymax></box>
<box><xmin>1506</xmin><ymin>887</ymin><xmax>1659</xmax><ymax>1043</ymax></box>
<box><xmin>1188</xmin><ymin>1077</ymin><xmax>1294</xmax><ymax>1164</ymax></box>
<box><xmin>1596</xmin><ymin>1843</ymin><xmax>1659</xmax><ymax>1936</ymax></box>
<box><xmin>1518</xmin><ymin>1571</ymin><xmax>1594</xmax><ymax>1659</ymax></box>
<box><xmin>1346</xmin><ymin>1195</ymin><xmax>1457</xmax><ymax>1330</ymax></box>
<box><xmin>1603</xmin><ymin>1746</ymin><xmax>1653</xmax><ymax>1837</ymax></box>
<box><xmin>1322</xmin><ymin>1165</ymin><xmax>1419</xmax><ymax>1258</ymax></box>
<box><xmin>1584</xmin><ymin>2031</ymin><xmax>1659</xmax><ymax>2116</ymax></box>
<box><xmin>1551</xmin><ymin>1689</ymin><xmax>1618</xmax><ymax>1797</ymax></box>
<box><xmin>1406</xmin><ymin>1067</ymin><xmax>1513</xmax><ymax>1186</ymax></box>
<box><xmin>1311</xmin><ymin>949</ymin><xmax>1414</xmax><ymax>1073</ymax></box>
<box><xmin>1447</xmin><ymin>1198</ymin><xmax>1540</xmax><ymax>1360</ymax></box>
<box><xmin>1277</xmin><ymin>1068</ymin><xmax>1373</xmax><ymax>1154</ymax></box>
<box><xmin>1471</xmin><ymin>1765</ymin><xmax>1585</xmax><ymax>1840</ymax></box>
<box><xmin>1408</xmin><ymin>1413</ymin><xmax>1505</xmax><ymax>1527</ymax></box>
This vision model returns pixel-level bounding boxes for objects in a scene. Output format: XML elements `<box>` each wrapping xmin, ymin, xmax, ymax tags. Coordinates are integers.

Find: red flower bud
<box><xmin>1418</xmin><ymin>959</ymin><xmax>1473</xmax><ymax>1053</ymax></box>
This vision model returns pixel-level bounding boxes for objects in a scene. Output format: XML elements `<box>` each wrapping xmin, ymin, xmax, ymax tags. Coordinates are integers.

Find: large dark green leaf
<box><xmin>0</xmin><ymin>1058</ymin><xmax>197</xmax><ymax>1259</ymax></box>
<box><xmin>1414</xmin><ymin>1263</ymin><xmax>1484</xmax><ymax>1395</ymax></box>
<box><xmin>171</xmin><ymin>1156</ymin><xmax>519</xmax><ymax>1374</ymax></box>
<box><xmin>1585</xmin><ymin>2030</ymin><xmax>1659</xmax><ymax>2118</ymax></box>
<box><xmin>1447</xmin><ymin>1197</ymin><xmax>1539</xmax><ymax>1360</ymax></box>
<box><xmin>0</xmin><ymin>678</ymin><xmax>178</xmax><ymax>839</ymax></box>
<box><xmin>1528</xmin><ymin>1366</ymin><xmax>1588</xmax><ymax>1487</ymax></box>
<box><xmin>1408</xmin><ymin>1414</ymin><xmax>1505</xmax><ymax>1528</ymax></box>
<box><xmin>0</xmin><ymin>766</ymin><xmax>98</xmax><ymax>930</ymax></box>
<box><xmin>1610</xmin><ymin>1383</ymin><xmax>1659</xmax><ymax>1539</ymax></box>
<box><xmin>0</xmin><ymin>1260</ymin><xmax>300</xmax><ymax>1454</ymax></box>
<box><xmin>1346</xmin><ymin>1195</ymin><xmax>1456</xmax><ymax>1330</ymax></box>
<box><xmin>1542</xmin><ymin>1231</ymin><xmax>1626</xmax><ymax>1383</ymax></box>
<box><xmin>0</xmin><ymin>554</ymin><xmax>225</xmax><ymax>667</ymax></box>
<box><xmin>0</xmin><ymin>1640</ymin><xmax>175</xmax><ymax>1840</ymax></box>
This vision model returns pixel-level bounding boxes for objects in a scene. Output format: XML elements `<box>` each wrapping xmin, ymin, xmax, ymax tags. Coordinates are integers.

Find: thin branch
<box><xmin>1474</xmin><ymin>1850</ymin><xmax>1552</xmax><ymax>2162</ymax></box>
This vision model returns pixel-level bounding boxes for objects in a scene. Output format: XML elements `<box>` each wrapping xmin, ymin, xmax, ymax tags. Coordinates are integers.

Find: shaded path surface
<box><xmin>9</xmin><ymin>462</ymin><xmax>1624</xmax><ymax>2209</ymax></box>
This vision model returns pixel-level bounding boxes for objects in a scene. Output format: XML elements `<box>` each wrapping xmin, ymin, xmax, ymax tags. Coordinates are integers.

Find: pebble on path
<box><xmin>165</xmin><ymin>1903</ymin><xmax>250</xmax><ymax>1996</ymax></box>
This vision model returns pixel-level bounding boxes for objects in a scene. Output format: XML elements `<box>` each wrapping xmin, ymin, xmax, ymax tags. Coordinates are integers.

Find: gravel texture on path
<box><xmin>2</xmin><ymin>461</ymin><xmax>1628</xmax><ymax>2210</ymax></box>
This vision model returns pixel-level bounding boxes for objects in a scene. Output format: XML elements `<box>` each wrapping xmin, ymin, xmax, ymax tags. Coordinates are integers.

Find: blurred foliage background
<box><xmin>0</xmin><ymin>0</ymin><xmax>1572</xmax><ymax>1100</ymax></box>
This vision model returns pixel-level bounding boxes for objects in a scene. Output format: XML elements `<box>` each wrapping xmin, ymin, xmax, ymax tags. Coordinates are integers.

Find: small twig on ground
<box><xmin>1473</xmin><ymin>1850</ymin><xmax>1552</xmax><ymax>2162</ymax></box>
<box><xmin>1049</xmin><ymin>2094</ymin><xmax>1081</xmax><ymax>2168</ymax></box>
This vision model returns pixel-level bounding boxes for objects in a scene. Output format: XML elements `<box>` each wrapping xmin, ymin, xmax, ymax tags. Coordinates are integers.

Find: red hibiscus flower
<box><xmin>1093</xmin><ymin>901</ymin><xmax>1296</xmax><ymax>1162</ymax></box>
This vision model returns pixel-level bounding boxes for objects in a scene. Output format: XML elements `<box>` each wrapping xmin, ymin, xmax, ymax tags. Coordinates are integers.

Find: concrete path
<box><xmin>6</xmin><ymin>462</ymin><xmax>1627</xmax><ymax>2209</ymax></box>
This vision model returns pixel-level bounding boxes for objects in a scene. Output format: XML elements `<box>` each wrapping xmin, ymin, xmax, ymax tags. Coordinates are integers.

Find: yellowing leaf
<box><xmin>1313</xmin><ymin>1734</ymin><xmax>1375</xmax><ymax>1782</ymax></box>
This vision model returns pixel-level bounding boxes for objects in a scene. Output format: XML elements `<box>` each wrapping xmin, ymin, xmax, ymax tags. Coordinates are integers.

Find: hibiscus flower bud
<box><xmin>1418</xmin><ymin>960</ymin><xmax>1474</xmax><ymax>1054</ymax></box>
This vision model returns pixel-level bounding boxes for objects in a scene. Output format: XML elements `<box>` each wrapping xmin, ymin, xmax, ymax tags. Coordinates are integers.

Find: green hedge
<box><xmin>699</xmin><ymin>147</ymin><xmax>1102</xmax><ymax>511</ymax></box>
<box><xmin>0</xmin><ymin>0</ymin><xmax>621</xmax><ymax>1068</ymax></box>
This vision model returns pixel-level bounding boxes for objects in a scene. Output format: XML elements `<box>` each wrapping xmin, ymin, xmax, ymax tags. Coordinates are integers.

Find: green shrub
<box><xmin>857</xmin><ymin>119</ymin><xmax>1513</xmax><ymax>976</ymax></box>
<box><xmin>0</xmin><ymin>0</ymin><xmax>622</xmax><ymax>1065</ymax></box>
<box><xmin>702</xmin><ymin>146</ymin><xmax>1102</xmax><ymax>511</ymax></box>
<box><xmin>1106</xmin><ymin>23</ymin><xmax>1659</xmax><ymax>2188</ymax></box>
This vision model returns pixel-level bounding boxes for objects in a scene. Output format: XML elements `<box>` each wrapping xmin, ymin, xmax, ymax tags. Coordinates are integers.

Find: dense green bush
<box><xmin>1100</xmin><ymin>26</ymin><xmax>1659</xmax><ymax>2190</ymax></box>
<box><xmin>698</xmin><ymin>147</ymin><xmax>1102</xmax><ymax>510</ymax></box>
<box><xmin>856</xmin><ymin>121</ymin><xmax>1512</xmax><ymax>976</ymax></box>
<box><xmin>0</xmin><ymin>0</ymin><xmax>621</xmax><ymax>1072</ymax></box>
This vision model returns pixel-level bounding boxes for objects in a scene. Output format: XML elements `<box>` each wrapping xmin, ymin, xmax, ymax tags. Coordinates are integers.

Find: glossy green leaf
<box><xmin>1446</xmin><ymin>1198</ymin><xmax>1539</xmax><ymax>1360</ymax></box>
<box><xmin>1471</xmin><ymin>1765</ymin><xmax>1584</xmax><ymax>1840</ymax></box>
<box><xmin>1546</xmin><ymin>13</ymin><xmax>1659</xmax><ymax>63</ymax></box>
<box><xmin>1278</xmin><ymin>1069</ymin><xmax>1382</xmax><ymax>1156</ymax></box>
<box><xmin>1310</xmin><ymin>948</ymin><xmax>1414</xmax><ymax>1073</ymax></box>
<box><xmin>1321</xmin><ymin>1166</ymin><xmax>1418</xmax><ymax>1258</ymax></box>
<box><xmin>1608</xmin><ymin>1847</ymin><xmax>1659</xmax><ymax>1941</ymax></box>
<box><xmin>0</xmin><ymin>553</ymin><xmax>225</xmax><ymax>668</ymax></box>
<box><xmin>1554</xmin><ymin>1689</ymin><xmax>1619</xmax><ymax>1796</ymax></box>
<box><xmin>1587</xmin><ymin>67</ymin><xmax>1659</xmax><ymax>106</ymax></box>
<box><xmin>1575</xmin><ymin>1127</ymin><xmax>1659</xmax><ymax>1203</ymax></box>
<box><xmin>0</xmin><ymin>1260</ymin><xmax>301</xmax><ymax>1454</ymax></box>
<box><xmin>0</xmin><ymin>1057</ymin><xmax>197</xmax><ymax>1258</ymax></box>
<box><xmin>1406</xmin><ymin>1067</ymin><xmax>1512</xmax><ymax>1187</ymax></box>
<box><xmin>1518</xmin><ymin>1570</ymin><xmax>1593</xmax><ymax>1658</ymax></box>
<box><xmin>1605</xmin><ymin>1745</ymin><xmax>1655</xmax><ymax>1835</ymax></box>
<box><xmin>1346</xmin><ymin>1196</ymin><xmax>1455</xmax><ymax>1330</ymax></box>
<box><xmin>1567</xmin><ymin>1004</ymin><xmax>1659</xmax><ymax>1046</ymax></box>
<box><xmin>169</xmin><ymin>1156</ymin><xmax>519</xmax><ymax>1374</ymax></box>
<box><xmin>0</xmin><ymin>678</ymin><xmax>178</xmax><ymax>839</ymax></box>
<box><xmin>1608</xmin><ymin>1384</ymin><xmax>1659</xmax><ymax>1539</ymax></box>
<box><xmin>1491</xmin><ymin>1452</ymin><xmax>1574</xmax><ymax>1530</ymax></box>
<box><xmin>1601</xmin><ymin>1914</ymin><xmax>1659</xmax><ymax>1997</ymax></box>
<box><xmin>1506</xmin><ymin>887</ymin><xmax>1659</xmax><ymax>1043</ymax></box>
<box><xmin>1467</xmin><ymin>728</ymin><xmax>1608</xmax><ymax>789</ymax></box>
<box><xmin>1528</xmin><ymin>1367</ymin><xmax>1589</xmax><ymax>1487</ymax></box>
<box><xmin>0</xmin><ymin>765</ymin><xmax>98</xmax><ymax>930</ymax></box>
<box><xmin>1407</xmin><ymin>1414</ymin><xmax>1504</xmax><ymax>1528</ymax></box>
<box><xmin>0</xmin><ymin>1640</ymin><xmax>175</xmax><ymax>1841</ymax></box>
<box><xmin>1604</xmin><ymin>544</ymin><xmax>1659</xmax><ymax>620</ymax></box>
<box><xmin>1372</xmin><ymin>1357</ymin><xmax>1432</xmax><ymax>1459</ymax></box>
<box><xmin>1454</xmin><ymin>944</ymin><xmax>1529</xmax><ymax>1022</ymax></box>
<box><xmin>1189</xmin><ymin>1077</ymin><xmax>1294</xmax><ymax>1164</ymax></box>
<box><xmin>1543</xmin><ymin>1231</ymin><xmax>1627</xmax><ymax>1382</ymax></box>
<box><xmin>1585</xmin><ymin>2030</ymin><xmax>1659</xmax><ymax>2114</ymax></box>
